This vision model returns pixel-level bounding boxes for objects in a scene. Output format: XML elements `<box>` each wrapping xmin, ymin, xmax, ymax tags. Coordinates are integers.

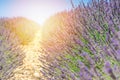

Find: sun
<box><xmin>10</xmin><ymin>0</ymin><xmax>68</xmax><ymax>25</ymax></box>
<box><xmin>25</xmin><ymin>15</ymin><xmax>46</xmax><ymax>25</ymax></box>
<box><xmin>20</xmin><ymin>6</ymin><xmax>51</xmax><ymax>25</ymax></box>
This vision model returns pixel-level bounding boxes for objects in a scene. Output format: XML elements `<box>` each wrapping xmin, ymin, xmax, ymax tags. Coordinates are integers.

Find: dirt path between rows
<box><xmin>8</xmin><ymin>31</ymin><xmax>45</xmax><ymax>80</ymax></box>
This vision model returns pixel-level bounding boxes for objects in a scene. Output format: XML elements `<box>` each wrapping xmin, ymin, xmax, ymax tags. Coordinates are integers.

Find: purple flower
<box><xmin>103</xmin><ymin>46</ymin><xmax>112</xmax><ymax>56</ymax></box>
<box><xmin>116</xmin><ymin>49</ymin><xmax>120</xmax><ymax>54</ymax></box>
<box><xmin>118</xmin><ymin>25</ymin><xmax>120</xmax><ymax>30</ymax></box>
<box><xmin>117</xmin><ymin>31</ymin><xmax>120</xmax><ymax>39</ymax></box>
<box><xmin>116</xmin><ymin>49</ymin><xmax>120</xmax><ymax>60</ymax></box>
<box><xmin>111</xmin><ymin>38</ymin><xmax>119</xmax><ymax>47</ymax></box>
<box><xmin>79</xmin><ymin>72</ymin><xmax>83</xmax><ymax>77</ymax></box>
<box><xmin>81</xmin><ymin>52</ymin><xmax>88</xmax><ymax>57</ymax></box>
<box><xmin>75</xmin><ymin>39</ymin><xmax>84</xmax><ymax>46</ymax></box>
<box><xmin>77</xmin><ymin>60</ymin><xmax>84</xmax><ymax>68</ymax></box>
<box><xmin>104</xmin><ymin>61</ymin><xmax>111</xmax><ymax>73</ymax></box>
<box><xmin>104</xmin><ymin>61</ymin><xmax>116</xmax><ymax>79</ymax></box>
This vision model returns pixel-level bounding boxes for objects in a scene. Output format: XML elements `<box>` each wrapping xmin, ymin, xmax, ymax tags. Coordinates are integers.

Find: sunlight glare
<box><xmin>9</xmin><ymin>0</ymin><xmax>68</xmax><ymax>25</ymax></box>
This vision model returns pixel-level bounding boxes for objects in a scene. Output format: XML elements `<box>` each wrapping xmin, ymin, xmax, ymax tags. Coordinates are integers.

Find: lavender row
<box><xmin>0</xmin><ymin>19</ymin><xmax>25</xmax><ymax>80</ymax></box>
<box><xmin>39</xmin><ymin>0</ymin><xmax>120</xmax><ymax>80</ymax></box>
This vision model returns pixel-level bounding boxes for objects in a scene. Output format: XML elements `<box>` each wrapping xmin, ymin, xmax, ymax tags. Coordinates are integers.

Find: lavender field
<box><xmin>40</xmin><ymin>0</ymin><xmax>120</xmax><ymax>80</ymax></box>
<box><xmin>0</xmin><ymin>0</ymin><xmax>120</xmax><ymax>80</ymax></box>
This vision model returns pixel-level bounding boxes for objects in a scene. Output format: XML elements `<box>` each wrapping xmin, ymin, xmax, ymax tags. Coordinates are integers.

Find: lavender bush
<box><xmin>40</xmin><ymin>0</ymin><xmax>120</xmax><ymax>80</ymax></box>
<box><xmin>0</xmin><ymin>18</ymin><xmax>25</xmax><ymax>80</ymax></box>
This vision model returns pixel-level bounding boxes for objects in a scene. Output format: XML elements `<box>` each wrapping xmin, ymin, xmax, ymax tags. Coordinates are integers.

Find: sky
<box><xmin>0</xmin><ymin>0</ymin><xmax>90</xmax><ymax>25</ymax></box>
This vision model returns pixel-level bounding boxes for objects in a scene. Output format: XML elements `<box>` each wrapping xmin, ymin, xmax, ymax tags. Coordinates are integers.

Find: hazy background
<box><xmin>0</xmin><ymin>0</ymin><xmax>90</xmax><ymax>24</ymax></box>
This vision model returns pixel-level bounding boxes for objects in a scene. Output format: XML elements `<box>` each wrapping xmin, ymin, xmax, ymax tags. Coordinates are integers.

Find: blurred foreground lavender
<box><xmin>0</xmin><ymin>18</ymin><xmax>25</xmax><ymax>80</ymax></box>
<box><xmin>40</xmin><ymin>0</ymin><xmax>120</xmax><ymax>80</ymax></box>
